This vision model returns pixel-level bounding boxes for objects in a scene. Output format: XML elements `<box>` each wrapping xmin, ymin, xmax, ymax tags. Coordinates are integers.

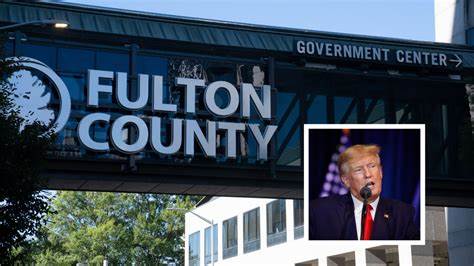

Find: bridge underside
<box><xmin>43</xmin><ymin>158</ymin><xmax>302</xmax><ymax>199</ymax></box>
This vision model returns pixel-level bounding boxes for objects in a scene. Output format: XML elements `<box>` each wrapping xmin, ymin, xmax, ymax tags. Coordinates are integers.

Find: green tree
<box><xmin>0</xmin><ymin>34</ymin><xmax>54</xmax><ymax>262</ymax></box>
<box><xmin>33</xmin><ymin>192</ymin><xmax>200</xmax><ymax>265</ymax></box>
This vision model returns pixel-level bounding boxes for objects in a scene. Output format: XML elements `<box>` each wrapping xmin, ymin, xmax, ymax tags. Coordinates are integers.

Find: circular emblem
<box><xmin>5</xmin><ymin>57</ymin><xmax>71</xmax><ymax>134</ymax></box>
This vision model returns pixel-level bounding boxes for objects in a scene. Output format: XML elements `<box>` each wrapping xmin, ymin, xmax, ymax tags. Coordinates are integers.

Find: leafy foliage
<box><xmin>0</xmin><ymin>34</ymin><xmax>54</xmax><ymax>262</ymax></box>
<box><xmin>1</xmin><ymin>33</ymin><xmax>199</xmax><ymax>264</ymax></box>
<box><xmin>32</xmin><ymin>192</ymin><xmax>200</xmax><ymax>265</ymax></box>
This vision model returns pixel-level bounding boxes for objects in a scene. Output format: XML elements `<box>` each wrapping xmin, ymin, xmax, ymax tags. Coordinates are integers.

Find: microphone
<box><xmin>360</xmin><ymin>183</ymin><xmax>372</xmax><ymax>240</ymax></box>
<box><xmin>360</xmin><ymin>183</ymin><xmax>372</xmax><ymax>204</ymax></box>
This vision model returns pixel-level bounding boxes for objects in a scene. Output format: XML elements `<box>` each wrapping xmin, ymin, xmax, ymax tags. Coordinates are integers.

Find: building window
<box><xmin>62</xmin><ymin>76</ymin><xmax>86</xmax><ymax>102</ymax></box>
<box><xmin>276</xmin><ymin>91</ymin><xmax>301</xmax><ymax>166</ymax></box>
<box><xmin>294</xmin><ymin>200</ymin><xmax>304</xmax><ymax>239</ymax></box>
<box><xmin>267</xmin><ymin>199</ymin><xmax>287</xmax><ymax>246</ymax></box>
<box><xmin>58</xmin><ymin>47</ymin><xmax>94</xmax><ymax>73</ymax></box>
<box><xmin>205</xmin><ymin>224</ymin><xmax>218</xmax><ymax>265</ymax></box>
<box><xmin>222</xmin><ymin>216</ymin><xmax>238</xmax><ymax>259</ymax></box>
<box><xmin>244</xmin><ymin>207</ymin><xmax>260</xmax><ymax>253</ymax></box>
<box><xmin>189</xmin><ymin>231</ymin><xmax>200</xmax><ymax>266</ymax></box>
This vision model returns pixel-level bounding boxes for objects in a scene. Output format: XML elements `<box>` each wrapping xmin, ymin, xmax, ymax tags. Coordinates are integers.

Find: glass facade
<box><xmin>10</xmin><ymin>39</ymin><xmax>280</xmax><ymax>165</ymax></box>
<box><xmin>5</xmin><ymin>30</ymin><xmax>472</xmax><ymax>200</ymax></box>
<box><xmin>243</xmin><ymin>207</ymin><xmax>260</xmax><ymax>253</ymax></box>
<box><xmin>204</xmin><ymin>224</ymin><xmax>218</xmax><ymax>265</ymax></box>
<box><xmin>222</xmin><ymin>216</ymin><xmax>238</xmax><ymax>259</ymax></box>
<box><xmin>267</xmin><ymin>199</ymin><xmax>287</xmax><ymax>247</ymax></box>
<box><xmin>293</xmin><ymin>200</ymin><xmax>304</xmax><ymax>239</ymax></box>
<box><xmin>188</xmin><ymin>231</ymin><xmax>200</xmax><ymax>266</ymax></box>
<box><xmin>274</xmin><ymin>66</ymin><xmax>472</xmax><ymax>181</ymax></box>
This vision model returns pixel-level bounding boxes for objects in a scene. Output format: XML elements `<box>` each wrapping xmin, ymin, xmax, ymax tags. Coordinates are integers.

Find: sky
<box><xmin>64</xmin><ymin>0</ymin><xmax>435</xmax><ymax>42</ymax></box>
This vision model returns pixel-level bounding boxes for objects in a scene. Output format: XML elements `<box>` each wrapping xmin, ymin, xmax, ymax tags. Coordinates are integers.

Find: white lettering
<box><xmin>405</xmin><ymin>51</ymin><xmax>413</xmax><ymax>63</ymax></box>
<box><xmin>353</xmin><ymin>46</ymin><xmax>363</xmax><ymax>59</ymax></box>
<box><xmin>325</xmin><ymin>43</ymin><xmax>333</xmax><ymax>56</ymax></box>
<box><xmin>241</xmin><ymin>83</ymin><xmax>271</xmax><ymax>120</ymax></box>
<box><xmin>87</xmin><ymin>69</ymin><xmax>113</xmax><ymax>107</ymax></box>
<box><xmin>296</xmin><ymin>40</ymin><xmax>305</xmax><ymax>54</ymax></box>
<box><xmin>315</xmin><ymin>42</ymin><xmax>324</xmax><ymax>55</ymax></box>
<box><xmin>185</xmin><ymin>119</ymin><xmax>216</xmax><ymax>157</ymax></box>
<box><xmin>218</xmin><ymin>121</ymin><xmax>246</xmax><ymax>158</ymax></box>
<box><xmin>413</xmin><ymin>51</ymin><xmax>421</xmax><ymax>64</ymax></box>
<box><xmin>381</xmin><ymin>49</ymin><xmax>390</xmax><ymax>61</ymax></box>
<box><xmin>431</xmin><ymin>53</ymin><xmax>439</xmax><ymax>66</ymax></box>
<box><xmin>110</xmin><ymin>115</ymin><xmax>148</xmax><ymax>154</ymax></box>
<box><xmin>439</xmin><ymin>53</ymin><xmax>447</xmax><ymax>66</ymax></box>
<box><xmin>307</xmin><ymin>42</ymin><xmax>315</xmax><ymax>54</ymax></box>
<box><xmin>116</xmin><ymin>72</ymin><xmax>149</xmax><ymax>110</ymax></box>
<box><xmin>204</xmin><ymin>81</ymin><xmax>239</xmax><ymax>117</ymax></box>
<box><xmin>78</xmin><ymin>112</ymin><xmax>110</xmax><ymax>151</ymax></box>
<box><xmin>343</xmin><ymin>45</ymin><xmax>352</xmax><ymax>58</ymax></box>
<box><xmin>248</xmin><ymin>124</ymin><xmax>277</xmax><ymax>161</ymax></box>
<box><xmin>334</xmin><ymin>44</ymin><xmax>342</xmax><ymax>57</ymax></box>
<box><xmin>150</xmin><ymin>117</ymin><xmax>182</xmax><ymax>154</ymax></box>
<box><xmin>422</xmin><ymin>52</ymin><xmax>430</xmax><ymax>64</ymax></box>
<box><xmin>372</xmin><ymin>48</ymin><xmax>381</xmax><ymax>61</ymax></box>
<box><xmin>81</xmin><ymin>70</ymin><xmax>278</xmax><ymax>160</ymax></box>
<box><xmin>153</xmin><ymin>75</ymin><xmax>177</xmax><ymax>112</ymax></box>
<box><xmin>396</xmin><ymin>50</ymin><xmax>404</xmax><ymax>63</ymax></box>
<box><xmin>364</xmin><ymin>47</ymin><xmax>371</xmax><ymax>60</ymax></box>
<box><xmin>175</xmin><ymin>77</ymin><xmax>205</xmax><ymax>114</ymax></box>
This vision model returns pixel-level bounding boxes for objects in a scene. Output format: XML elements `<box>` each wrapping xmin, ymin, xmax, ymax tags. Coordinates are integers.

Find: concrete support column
<box><xmin>411</xmin><ymin>241</ymin><xmax>435</xmax><ymax>265</ymax></box>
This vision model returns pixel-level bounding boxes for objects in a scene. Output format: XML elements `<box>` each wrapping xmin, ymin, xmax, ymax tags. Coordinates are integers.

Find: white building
<box><xmin>435</xmin><ymin>0</ymin><xmax>474</xmax><ymax>134</ymax></box>
<box><xmin>434</xmin><ymin>3</ymin><xmax>474</xmax><ymax>265</ymax></box>
<box><xmin>185</xmin><ymin>197</ymin><xmax>452</xmax><ymax>266</ymax></box>
<box><xmin>434</xmin><ymin>0</ymin><xmax>470</xmax><ymax>44</ymax></box>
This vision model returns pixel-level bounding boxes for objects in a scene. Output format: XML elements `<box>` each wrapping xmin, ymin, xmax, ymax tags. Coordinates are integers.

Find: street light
<box><xmin>168</xmin><ymin>207</ymin><xmax>215</xmax><ymax>266</ymax></box>
<box><xmin>0</xmin><ymin>19</ymin><xmax>69</xmax><ymax>31</ymax></box>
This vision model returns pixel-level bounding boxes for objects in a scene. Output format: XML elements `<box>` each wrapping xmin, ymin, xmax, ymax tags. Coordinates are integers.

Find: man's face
<box><xmin>341</xmin><ymin>154</ymin><xmax>383</xmax><ymax>202</ymax></box>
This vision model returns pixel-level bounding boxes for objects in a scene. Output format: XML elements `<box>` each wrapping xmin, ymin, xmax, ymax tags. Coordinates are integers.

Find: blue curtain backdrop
<box><xmin>308</xmin><ymin>128</ymin><xmax>420</xmax><ymax>226</ymax></box>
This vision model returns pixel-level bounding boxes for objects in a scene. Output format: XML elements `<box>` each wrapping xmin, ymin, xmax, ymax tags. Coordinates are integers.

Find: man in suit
<box><xmin>309</xmin><ymin>144</ymin><xmax>419</xmax><ymax>240</ymax></box>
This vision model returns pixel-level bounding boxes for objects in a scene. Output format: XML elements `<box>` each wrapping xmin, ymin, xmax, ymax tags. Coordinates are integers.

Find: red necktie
<box><xmin>362</xmin><ymin>204</ymin><xmax>373</xmax><ymax>240</ymax></box>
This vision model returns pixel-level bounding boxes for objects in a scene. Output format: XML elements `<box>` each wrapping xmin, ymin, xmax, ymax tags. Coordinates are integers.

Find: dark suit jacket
<box><xmin>309</xmin><ymin>193</ymin><xmax>420</xmax><ymax>240</ymax></box>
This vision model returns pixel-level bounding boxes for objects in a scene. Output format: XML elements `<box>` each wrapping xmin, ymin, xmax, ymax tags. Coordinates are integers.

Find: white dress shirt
<box><xmin>351</xmin><ymin>193</ymin><xmax>380</xmax><ymax>240</ymax></box>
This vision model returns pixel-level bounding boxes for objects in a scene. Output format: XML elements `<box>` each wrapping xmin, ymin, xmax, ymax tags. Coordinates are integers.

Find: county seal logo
<box><xmin>4</xmin><ymin>57</ymin><xmax>71</xmax><ymax>133</ymax></box>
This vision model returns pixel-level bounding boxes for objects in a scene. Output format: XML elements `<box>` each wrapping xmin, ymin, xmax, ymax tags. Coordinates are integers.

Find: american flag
<box><xmin>319</xmin><ymin>129</ymin><xmax>351</xmax><ymax>197</ymax></box>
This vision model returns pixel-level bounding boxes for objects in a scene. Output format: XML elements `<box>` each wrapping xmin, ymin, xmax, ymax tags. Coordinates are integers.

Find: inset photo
<box><xmin>304</xmin><ymin>124</ymin><xmax>425</xmax><ymax>245</ymax></box>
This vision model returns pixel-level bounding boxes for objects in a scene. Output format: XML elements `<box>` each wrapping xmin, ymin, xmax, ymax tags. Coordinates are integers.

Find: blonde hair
<box><xmin>337</xmin><ymin>144</ymin><xmax>381</xmax><ymax>176</ymax></box>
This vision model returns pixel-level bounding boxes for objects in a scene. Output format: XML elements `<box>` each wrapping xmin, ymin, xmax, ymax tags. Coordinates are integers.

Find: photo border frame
<box><xmin>304</xmin><ymin>124</ymin><xmax>426</xmax><ymax>246</ymax></box>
